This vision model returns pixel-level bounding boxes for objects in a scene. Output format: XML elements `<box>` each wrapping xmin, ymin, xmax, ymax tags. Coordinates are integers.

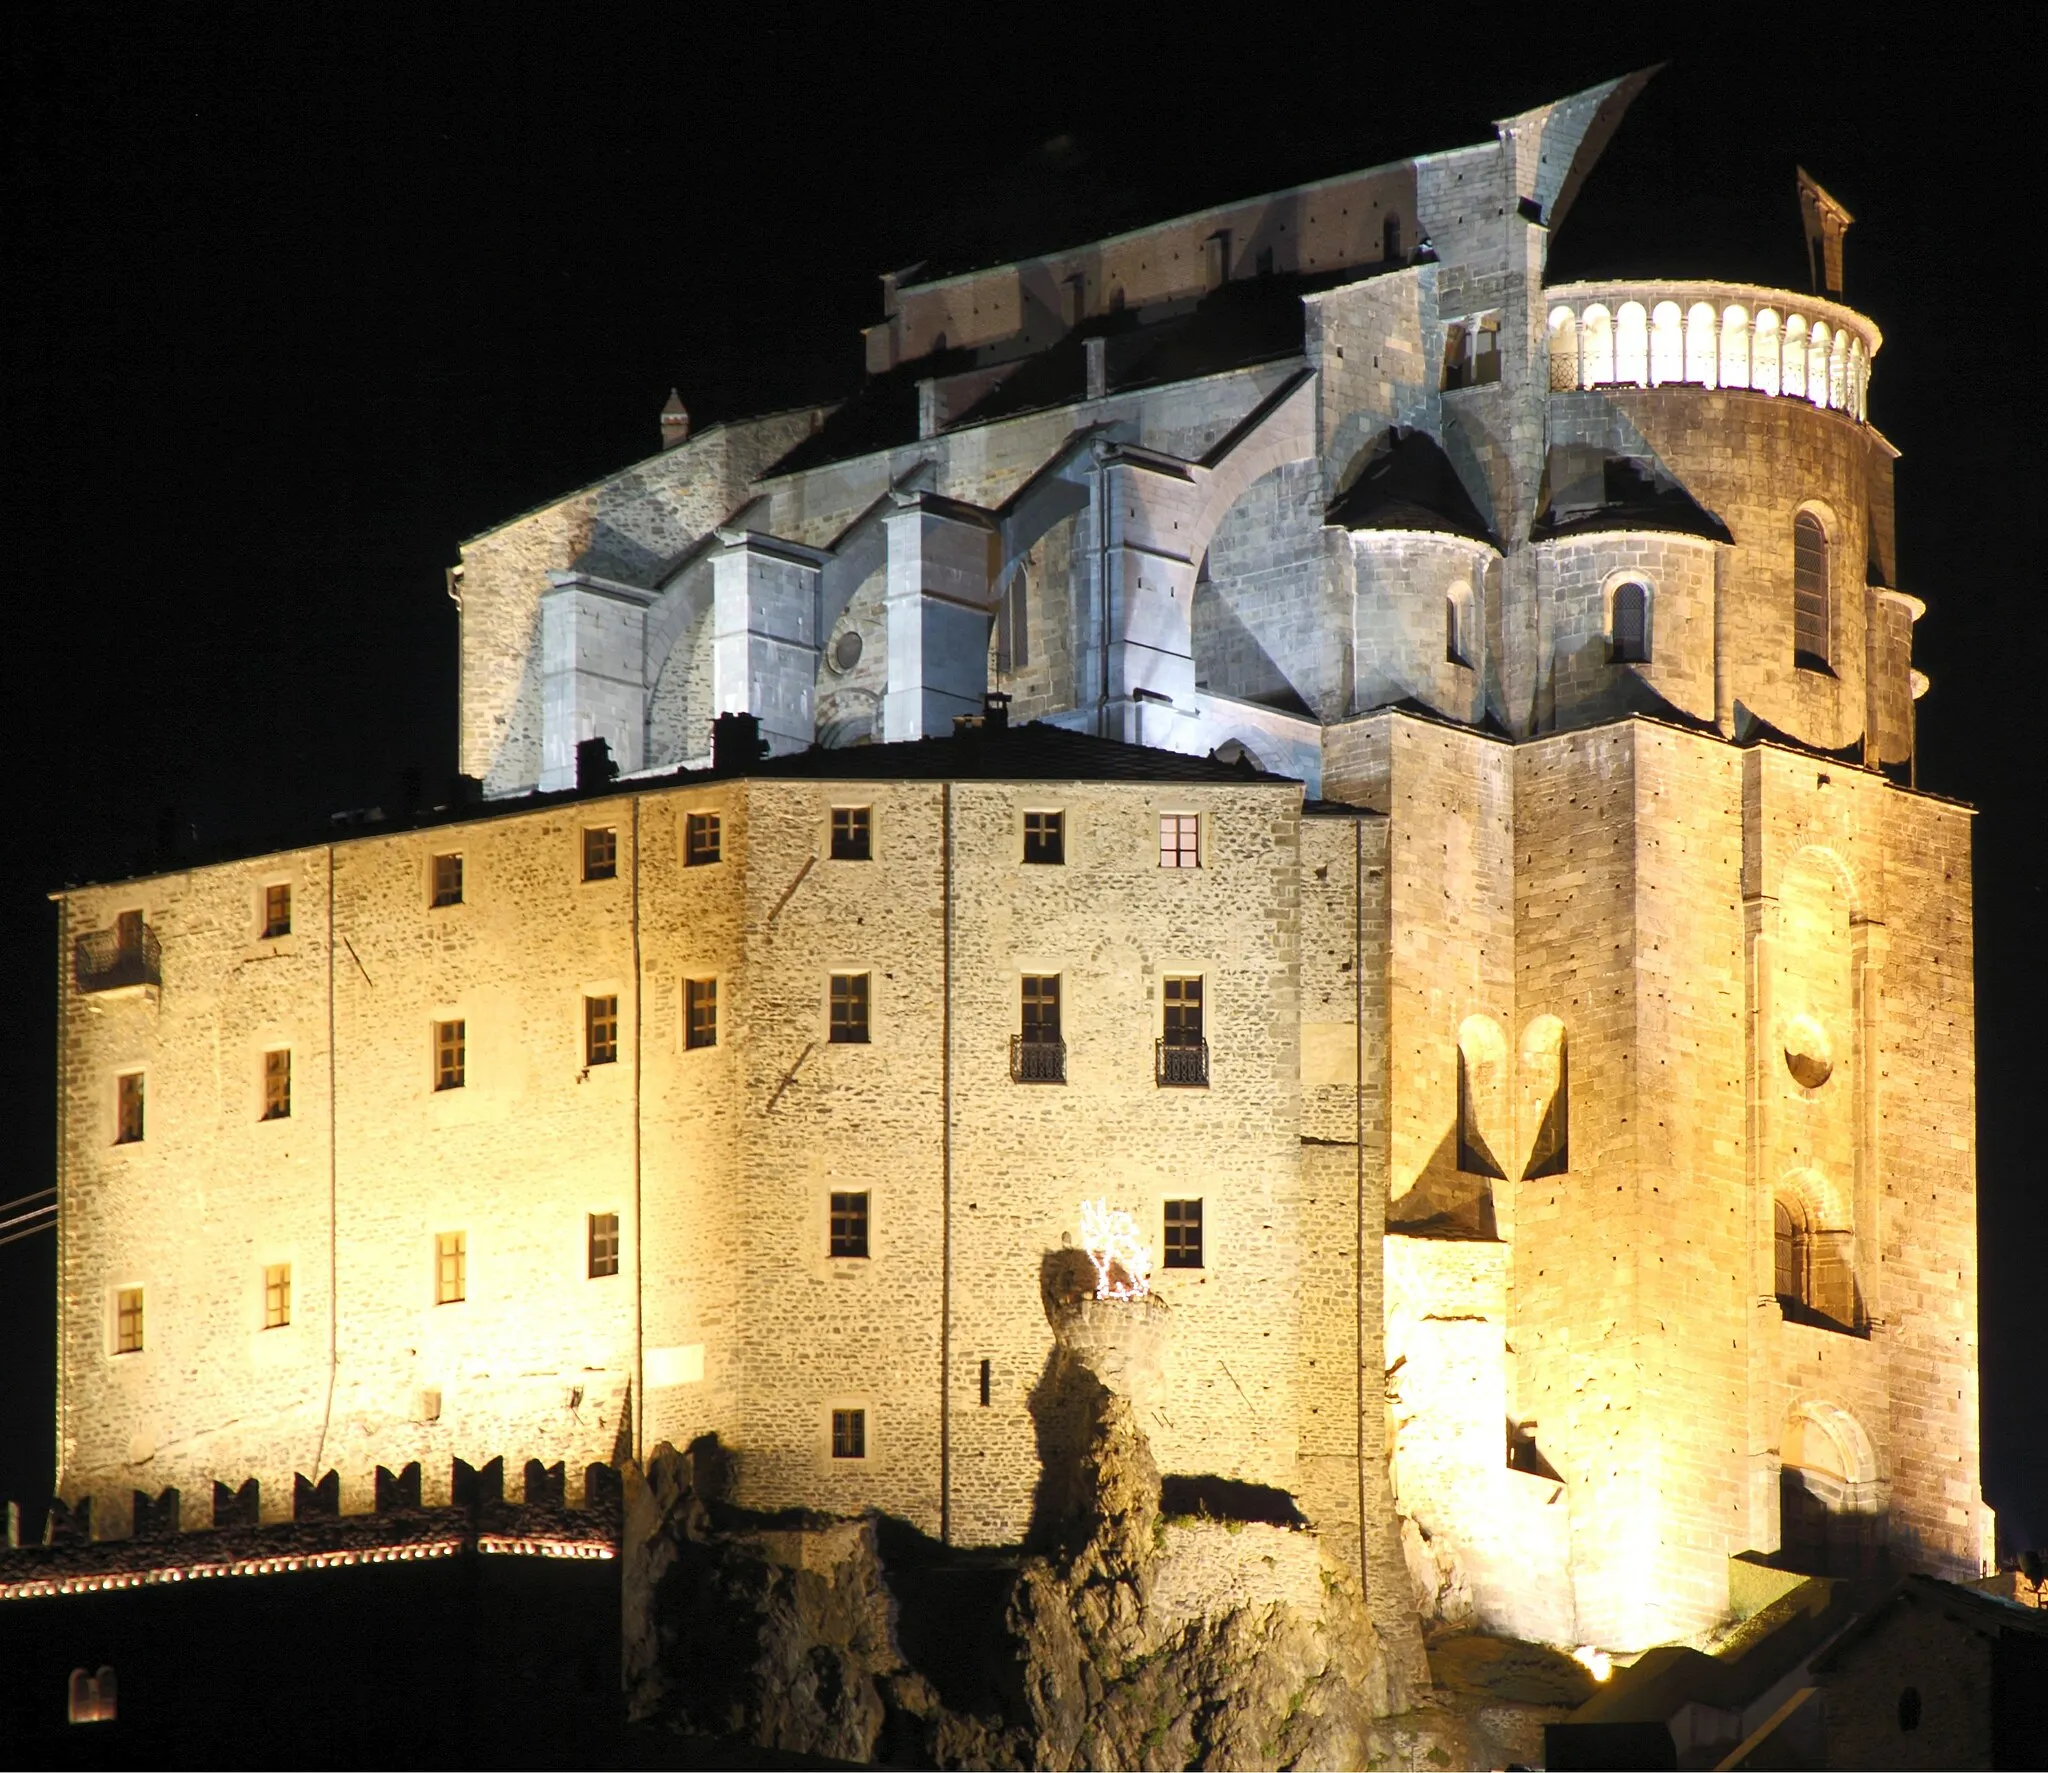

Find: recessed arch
<box><xmin>1606</xmin><ymin>574</ymin><xmax>1652</xmax><ymax>664</ymax></box>
<box><xmin>1684</xmin><ymin>301</ymin><xmax>1717</xmax><ymax>386</ymax></box>
<box><xmin>1455</xmin><ymin>1014</ymin><xmax>1508</xmax><ymax>1179</ymax></box>
<box><xmin>1793</xmin><ymin>506</ymin><xmax>1833</xmax><ymax>667</ymax></box>
<box><xmin>1547</xmin><ymin>306</ymin><xmax>1579</xmax><ymax>391</ymax></box>
<box><xmin>1615</xmin><ymin>301</ymin><xmax>1649</xmax><ymax>386</ymax></box>
<box><xmin>1519</xmin><ymin>1015</ymin><xmax>1568</xmax><ymax>1178</ymax></box>
<box><xmin>1719</xmin><ymin>304</ymin><xmax>1751</xmax><ymax>389</ymax></box>
<box><xmin>1753</xmin><ymin>309</ymin><xmax>1783</xmax><ymax>396</ymax></box>
<box><xmin>1580</xmin><ymin>305</ymin><xmax>1614</xmax><ymax>385</ymax></box>
<box><xmin>1650</xmin><ymin>301</ymin><xmax>1684</xmax><ymax>385</ymax></box>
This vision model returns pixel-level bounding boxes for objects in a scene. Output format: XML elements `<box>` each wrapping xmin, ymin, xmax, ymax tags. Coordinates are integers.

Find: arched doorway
<box><xmin>1780</xmin><ymin>1402</ymin><xmax>1885</xmax><ymax>1578</ymax></box>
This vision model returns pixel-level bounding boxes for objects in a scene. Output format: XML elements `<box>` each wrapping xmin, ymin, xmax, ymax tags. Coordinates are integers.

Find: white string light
<box><xmin>1080</xmin><ymin>1199</ymin><xmax>1153</xmax><ymax>1301</ymax></box>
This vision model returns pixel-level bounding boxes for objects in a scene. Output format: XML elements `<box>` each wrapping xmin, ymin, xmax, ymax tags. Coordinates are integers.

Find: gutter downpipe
<box><xmin>632</xmin><ymin>795</ymin><xmax>645</xmax><ymax>1461</ymax></box>
<box><xmin>54</xmin><ymin>896</ymin><xmax>67</xmax><ymax>1517</ymax></box>
<box><xmin>1354</xmin><ymin>817</ymin><xmax>1369</xmax><ymax>1603</ymax></box>
<box><xmin>313</xmin><ymin>844</ymin><xmax>339</xmax><ymax>1480</ymax></box>
<box><xmin>1095</xmin><ymin>449</ymin><xmax>1113</xmax><ymax>736</ymax></box>
<box><xmin>940</xmin><ymin>781</ymin><xmax>955</xmax><ymax>1544</ymax></box>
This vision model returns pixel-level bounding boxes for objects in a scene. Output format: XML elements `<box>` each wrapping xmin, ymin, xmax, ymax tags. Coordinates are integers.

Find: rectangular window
<box><xmin>1163</xmin><ymin>976</ymin><xmax>1204</xmax><ymax>1045</ymax></box>
<box><xmin>262</xmin><ymin>1049</ymin><xmax>291</xmax><ymax>1121</ymax></box>
<box><xmin>262</xmin><ymin>883</ymin><xmax>292</xmax><ymax>938</ymax></box>
<box><xmin>585</xmin><ymin>994</ymin><xmax>619</xmax><ymax>1066</ymax></box>
<box><xmin>435</xmin><ymin>1232</ymin><xmax>466</xmax><ymax>1305</ymax></box>
<box><xmin>115</xmin><ymin>1287</ymin><xmax>144</xmax><ymax>1354</ymax></box>
<box><xmin>115</xmin><ymin>1072</ymin><xmax>145</xmax><ymax>1144</ymax></box>
<box><xmin>1159</xmin><ymin>814</ymin><xmax>1200</xmax><ymax>869</ymax></box>
<box><xmin>588</xmin><ymin>1212</ymin><xmax>620</xmax><ymax>1279</ymax></box>
<box><xmin>829</xmin><ymin>1191</ymin><xmax>870</xmax><ymax>1259</ymax></box>
<box><xmin>685</xmin><ymin>812</ymin><xmax>721</xmax><ymax>867</ymax></box>
<box><xmin>685</xmin><ymin>978</ymin><xmax>718</xmax><ymax>1050</ymax></box>
<box><xmin>1163</xmin><ymin>1199</ymin><xmax>1204</xmax><ymax>1269</ymax></box>
<box><xmin>830</xmin><ymin>807</ymin><xmax>872</xmax><ymax>861</ymax></box>
<box><xmin>1023</xmin><ymin>810</ymin><xmax>1065</xmax><ymax>865</ymax></box>
<box><xmin>431</xmin><ymin>853</ymin><xmax>464</xmax><ymax>907</ymax></box>
<box><xmin>829</xmin><ymin>973</ymin><xmax>870</xmax><ymax>1044</ymax></box>
<box><xmin>583</xmin><ymin>826</ymin><xmax>617</xmax><ymax>881</ymax></box>
<box><xmin>116</xmin><ymin>908</ymin><xmax>143</xmax><ymax>952</ymax></box>
<box><xmin>1021</xmin><ymin>974</ymin><xmax>1061</xmax><ymax>1042</ymax></box>
<box><xmin>434</xmin><ymin>1020</ymin><xmax>466</xmax><ymax>1091</ymax></box>
<box><xmin>264</xmin><ymin>1263</ymin><xmax>291</xmax><ymax>1329</ymax></box>
<box><xmin>830</xmin><ymin>1408</ymin><xmax>867</xmax><ymax>1460</ymax></box>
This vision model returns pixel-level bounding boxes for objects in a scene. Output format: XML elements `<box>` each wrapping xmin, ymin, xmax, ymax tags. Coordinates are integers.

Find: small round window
<box><xmin>830</xmin><ymin>630</ymin><xmax>864</xmax><ymax>673</ymax></box>
<box><xmin>1783</xmin><ymin>1014</ymin><xmax>1833</xmax><ymax>1091</ymax></box>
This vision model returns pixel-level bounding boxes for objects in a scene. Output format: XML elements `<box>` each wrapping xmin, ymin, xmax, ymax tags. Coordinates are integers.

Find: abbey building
<box><xmin>49</xmin><ymin>72</ymin><xmax>1987</xmax><ymax>1657</ymax></box>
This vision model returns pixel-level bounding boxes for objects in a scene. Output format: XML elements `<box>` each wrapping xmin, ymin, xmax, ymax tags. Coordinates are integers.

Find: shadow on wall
<box><xmin>1025</xmin><ymin>1248</ymin><xmax>1113</xmax><ymax>1555</ymax></box>
<box><xmin>1388</xmin><ymin>1123</ymin><xmax>1498</xmax><ymax>1239</ymax></box>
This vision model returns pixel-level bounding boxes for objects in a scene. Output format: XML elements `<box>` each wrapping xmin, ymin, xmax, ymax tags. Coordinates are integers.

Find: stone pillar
<box><xmin>1098</xmin><ymin>451</ymin><xmax>1202</xmax><ymax>747</ymax></box>
<box><xmin>710</xmin><ymin>531</ymin><xmax>828</xmax><ymax>756</ymax></box>
<box><xmin>540</xmin><ymin>571</ymin><xmax>655</xmax><ymax>791</ymax></box>
<box><xmin>881</xmin><ymin>492</ymin><xmax>999</xmax><ymax>742</ymax></box>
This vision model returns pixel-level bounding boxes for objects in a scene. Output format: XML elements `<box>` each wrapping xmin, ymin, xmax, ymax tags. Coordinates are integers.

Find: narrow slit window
<box><xmin>830</xmin><ymin>1408</ymin><xmax>867</xmax><ymax>1459</ymax></box>
<box><xmin>1159</xmin><ymin>814</ymin><xmax>1199</xmax><ymax>869</ymax></box>
<box><xmin>434</xmin><ymin>1020</ymin><xmax>466</xmax><ymax>1091</ymax></box>
<box><xmin>1023</xmin><ymin>810</ymin><xmax>1065</xmax><ymax>865</ymax></box>
<box><xmin>585</xmin><ymin>994</ymin><xmax>619</xmax><ymax>1066</ymax></box>
<box><xmin>262</xmin><ymin>1048</ymin><xmax>291</xmax><ymax>1121</ymax></box>
<box><xmin>588</xmin><ymin>1212</ymin><xmax>620</xmax><ymax>1279</ymax></box>
<box><xmin>115</xmin><ymin>1071</ymin><xmax>145</xmax><ymax>1144</ymax></box>
<box><xmin>115</xmin><ymin>1287</ymin><xmax>144</xmax><ymax>1354</ymax></box>
<box><xmin>685</xmin><ymin>978</ymin><xmax>718</xmax><ymax>1050</ymax></box>
<box><xmin>979</xmin><ymin>1359</ymin><xmax>992</xmax><ymax>1407</ymax></box>
<box><xmin>829</xmin><ymin>973</ymin><xmax>870</xmax><ymax>1044</ymax></box>
<box><xmin>830</xmin><ymin>807</ymin><xmax>872</xmax><ymax>861</ymax></box>
<box><xmin>829</xmin><ymin>1191</ymin><xmax>870</xmax><ymax>1259</ymax></box>
<box><xmin>435</xmin><ymin>1232</ymin><xmax>466</xmax><ymax>1305</ymax></box>
<box><xmin>1793</xmin><ymin>512</ymin><xmax>1831</xmax><ymax>668</ymax></box>
<box><xmin>431</xmin><ymin>853</ymin><xmax>464</xmax><ymax>907</ymax></box>
<box><xmin>685</xmin><ymin>812</ymin><xmax>722</xmax><ymax>866</ymax></box>
<box><xmin>1163</xmin><ymin>1199</ymin><xmax>1204</xmax><ymax>1269</ymax></box>
<box><xmin>264</xmin><ymin>1263</ymin><xmax>291</xmax><ymax>1329</ymax></box>
<box><xmin>262</xmin><ymin>883</ymin><xmax>292</xmax><ymax>938</ymax></box>
<box><xmin>583</xmin><ymin>827</ymin><xmax>617</xmax><ymax>881</ymax></box>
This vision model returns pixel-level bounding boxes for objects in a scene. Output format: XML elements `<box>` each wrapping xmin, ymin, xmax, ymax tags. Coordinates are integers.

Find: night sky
<box><xmin>3</xmin><ymin>14</ymin><xmax>2039</xmax><ymax>1557</ymax></box>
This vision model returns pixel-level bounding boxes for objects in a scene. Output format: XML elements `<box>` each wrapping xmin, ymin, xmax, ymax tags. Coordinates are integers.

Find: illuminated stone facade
<box><xmin>53</xmin><ymin>74</ymin><xmax>1987</xmax><ymax>1656</ymax></box>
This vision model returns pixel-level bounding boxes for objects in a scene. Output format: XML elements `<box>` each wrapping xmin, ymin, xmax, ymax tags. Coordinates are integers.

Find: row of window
<box><xmin>104</xmin><ymin>1201</ymin><xmax>1206</xmax><ymax>1357</ymax></box>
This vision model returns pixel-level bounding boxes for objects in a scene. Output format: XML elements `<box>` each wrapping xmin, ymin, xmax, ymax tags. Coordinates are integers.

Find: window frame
<box><xmin>829</xmin><ymin>806</ymin><xmax>873</xmax><ymax>862</ymax></box>
<box><xmin>588</xmin><ymin>1212</ymin><xmax>620</xmax><ymax>1280</ymax></box>
<box><xmin>1158</xmin><ymin>813</ymin><xmax>1200</xmax><ymax>870</ymax></box>
<box><xmin>1609</xmin><ymin>579</ymin><xmax>1652</xmax><ymax>665</ymax></box>
<box><xmin>261</xmin><ymin>1047</ymin><xmax>292</xmax><ymax>1121</ymax></box>
<box><xmin>260</xmin><ymin>882</ymin><xmax>293</xmax><ymax>939</ymax></box>
<box><xmin>582</xmin><ymin>826</ymin><xmax>618</xmax><ymax>882</ymax></box>
<box><xmin>684</xmin><ymin>977</ymin><xmax>718</xmax><ymax>1051</ymax></box>
<box><xmin>114</xmin><ymin>1070</ymin><xmax>146</xmax><ymax>1145</ymax></box>
<box><xmin>829</xmin><ymin>1406</ymin><xmax>868</xmax><ymax>1461</ymax></box>
<box><xmin>828</xmin><ymin>972</ymin><xmax>871</xmax><ymax>1044</ymax></box>
<box><xmin>434</xmin><ymin>1231</ymin><xmax>467</xmax><ymax>1306</ymax></box>
<box><xmin>585</xmin><ymin>994</ymin><xmax>620</xmax><ymax>1067</ymax></box>
<box><xmin>114</xmin><ymin>1286</ymin><xmax>144</xmax><ymax>1355</ymax></box>
<box><xmin>1162</xmin><ymin>1198</ymin><xmax>1205</xmax><ymax>1270</ymax></box>
<box><xmin>684</xmin><ymin>811</ymin><xmax>722</xmax><ymax>868</ymax></box>
<box><xmin>430</xmin><ymin>852</ymin><xmax>465</xmax><ymax>908</ymax></box>
<box><xmin>828</xmin><ymin>1190</ymin><xmax>871</xmax><ymax>1260</ymax></box>
<box><xmin>263</xmin><ymin>1262</ymin><xmax>292</xmax><ymax>1329</ymax></box>
<box><xmin>434</xmin><ymin>1019</ymin><xmax>466</xmax><ymax>1092</ymax></box>
<box><xmin>1023</xmin><ymin>809</ymin><xmax>1066</xmax><ymax>866</ymax></box>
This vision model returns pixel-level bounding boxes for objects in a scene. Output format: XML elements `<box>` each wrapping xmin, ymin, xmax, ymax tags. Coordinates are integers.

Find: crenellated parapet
<box><xmin>1544</xmin><ymin>282</ymin><xmax>1879</xmax><ymax>421</ymax></box>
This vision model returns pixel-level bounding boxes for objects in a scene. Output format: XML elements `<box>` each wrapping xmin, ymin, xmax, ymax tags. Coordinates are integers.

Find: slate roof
<box><xmin>1325</xmin><ymin>430</ymin><xmax>1498</xmax><ymax>546</ymax></box>
<box><xmin>1530</xmin><ymin>456</ymin><xmax>1733</xmax><ymax>544</ymax></box>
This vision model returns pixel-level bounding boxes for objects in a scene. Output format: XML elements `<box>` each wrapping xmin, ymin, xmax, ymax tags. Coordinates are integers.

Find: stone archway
<box><xmin>1780</xmin><ymin>1400</ymin><xmax>1885</xmax><ymax>1578</ymax></box>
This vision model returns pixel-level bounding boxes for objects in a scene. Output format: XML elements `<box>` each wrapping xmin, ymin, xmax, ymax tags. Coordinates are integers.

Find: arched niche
<box><xmin>1780</xmin><ymin>1399</ymin><xmax>1885</xmax><ymax>1576</ymax></box>
<box><xmin>1455</xmin><ymin>1014</ymin><xmax>1508</xmax><ymax>1179</ymax></box>
<box><xmin>1519</xmin><ymin>1015</ymin><xmax>1568</xmax><ymax>1178</ymax></box>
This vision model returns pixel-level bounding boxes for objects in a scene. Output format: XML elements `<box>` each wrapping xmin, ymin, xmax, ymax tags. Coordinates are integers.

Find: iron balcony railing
<box><xmin>1156</xmin><ymin>1038</ymin><xmax>1209</xmax><ymax>1087</ymax></box>
<box><xmin>75</xmin><ymin>925</ymin><xmax>162</xmax><ymax>993</ymax></box>
<box><xmin>1010</xmin><ymin>1036</ymin><xmax>1067</xmax><ymax>1084</ymax></box>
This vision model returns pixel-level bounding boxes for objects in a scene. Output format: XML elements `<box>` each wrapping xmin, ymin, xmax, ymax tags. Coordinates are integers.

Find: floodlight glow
<box><xmin>1080</xmin><ymin>1199</ymin><xmax>1153</xmax><ymax>1301</ymax></box>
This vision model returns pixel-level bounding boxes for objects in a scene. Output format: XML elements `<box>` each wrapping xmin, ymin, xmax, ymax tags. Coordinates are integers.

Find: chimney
<box><xmin>1204</xmin><ymin>230</ymin><xmax>1229</xmax><ymax>291</ymax></box>
<box><xmin>1084</xmin><ymin>337</ymin><xmax>1107</xmax><ymax>401</ymax></box>
<box><xmin>660</xmin><ymin>389</ymin><xmax>690</xmax><ymax>451</ymax></box>
<box><xmin>982</xmin><ymin>691</ymin><xmax>1011</xmax><ymax>733</ymax></box>
<box><xmin>711</xmin><ymin>711</ymin><xmax>768</xmax><ymax>771</ymax></box>
<box><xmin>576</xmin><ymin>736</ymin><xmax>619</xmax><ymax>791</ymax></box>
<box><xmin>918</xmin><ymin>378</ymin><xmax>941</xmax><ymax>439</ymax></box>
<box><xmin>1797</xmin><ymin>169</ymin><xmax>1853</xmax><ymax>296</ymax></box>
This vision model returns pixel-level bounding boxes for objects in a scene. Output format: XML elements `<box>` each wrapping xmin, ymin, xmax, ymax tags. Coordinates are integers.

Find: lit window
<box><xmin>68</xmin><ymin>1666</ymin><xmax>116</xmax><ymax>1725</ymax></box>
<box><xmin>1023</xmin><ymin>810</ymin><xmax>1065</xmax><ymax>865</ymax></box>
<box><xmin>1163</xmin><ymin>1199</ymin><xmax>1204</xmax><ymax>1269</ymax></box>
<box><xmin>1793</xmin><ymin>512</ymin><xmax>1831</xmax><ymax>668</ymax></box>
<box><xmin>1159</xmin><ymin>814</ymin><xmax>1199</xmax><ymax>869</ymax></box>
<box><xmin>262</xmin><ymin>1048</ymin><xmax>291</xmax><ymax>1120</ymax></box>
<box><xmin>829</xmin><ymin>1191</ymin><xmax>870</xmax><ymax>1259</ymax></box>
<box><xmin>264</xmin><ymin>1263</ymin><xmax>291</xmax><ymax>1329</ymax></box>
<box><xmin>1611</xmin><ymin>582</ymin><xmax>1650</xmax><ymax>664</ymax></box>
<box><xmin>431</xmin><ymin>853</ymin><xmax>464</xmax><ymax>907</ymax></box>
<box><xmin>585</xmin><ymin>995</ymin><xmax>619</xmax><ymax>1066</ymax></box>
<box><xmin>685</xmin><ymin>812</ymin><xmax>721</xmax><ymax>866</ymax></box>
<box><xmin>115</xmin><ymin>1287</ymin><xmax>144</xmax><ymax>1354</ymax></box>
<box><xmin>115</xmin><ymin>1072</ymin><xmax>145</xmax><ymax>1144</ymax></box>
<box><xmin>262</xmin><ymin>883</ymin><xmax>292</xmax><ymax>938</ymax></box>
<box><xmin>588</xmin><ymin>1212</ymin><xmax>619</xmax><ymax>1279</ymax></box>
<box><xmin>434</xmin><ymin>1020</ymin><xmax>465</xmax><ymax>1091</ymax></box>
<box><xmin>829</xmin><ymin>973</ymin><xmax>870</xmax><ymax>1044</ymax></box>
<box><xmin>1163</xmin><ymin>976</ymin><xmax>1204</xmax><ymax>1045</ymax></box>
<box><xmin>685</xmin><ymin>978</ymin><xmax>718</xmax><ymax>1050</ymax></box>
<box><xmin>830</xmin><ymin>807</ymin><xmax>872</xmax><ymax>861</ymax></box>
<box><xmin>435</xmin><ymin>1232</ymin><xmax>466</xmax><ymax>1305</ymax></box>
<box><xmin>583</xmin><ymin>827</ymin><xmax>617</xmax><ymax>881</ymax></box>
<box><xmin>831</xmin><ymin>1408</ymin><xmax>867</xmax><ymax>1460</ymax></box>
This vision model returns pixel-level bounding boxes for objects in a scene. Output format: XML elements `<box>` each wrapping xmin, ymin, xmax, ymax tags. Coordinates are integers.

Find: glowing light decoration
<box><xmin>1080</xmin><ymin>1199</ymin><xmax>1154</xmax><ymax>1301</ymax></box>
<box><xmin>1573</xmin><ymin>1645</ymin><xmax>1613</xmax><ymax>1682</ymax></box>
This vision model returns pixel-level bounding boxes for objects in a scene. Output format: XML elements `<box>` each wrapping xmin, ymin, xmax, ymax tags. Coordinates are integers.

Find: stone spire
<box><xmin>659</xmin><ymin>388</ymin><xmax>690</xmax><ymax>451</ymax></box>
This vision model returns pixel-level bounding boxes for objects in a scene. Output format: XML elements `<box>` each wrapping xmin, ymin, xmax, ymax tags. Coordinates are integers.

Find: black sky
<box><xmin>2</xmin><ymin>10</ymin><xmax>2040</xmax><ymax>1554</ymax></box>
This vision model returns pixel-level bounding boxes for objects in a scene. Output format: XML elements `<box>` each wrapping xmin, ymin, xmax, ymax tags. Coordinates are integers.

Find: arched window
<box><xmin>1445</xmin><ymin>589</ymin><xmax>1470</xmax><ymax>666</ymax></box>
<box><xmin>1581</xmin><ymin>306</ymin><xmax>1614</xmax><ymax>385</ymax></box>
<box><xmin>1611</xmin><ymin>580</ymin><xmax>1650</xmax><ymax>663</ymax></box>
<box><xmin>1720</xmin><ymin>305</ymin><xmax>1751</xmax><ymax>389</ymax></box>
<box><xmin>1829</xmin><ymin>329</ymin><xmax>1849</xmax><ymax>411</ymax></box>
<box><xmin>1849</xmin><ymin>338</ymin><xmax>1868</xmax><ymax>420</ymax></box>
<box><xmin>1774</xmin><ymin>1196</ymin><xmax>1806</xmax><ymax>1303</ymax></box>
<box><xmin>1753</xmin><ymin>309</ymin><xmax>1783</xmax><ymax>397</ymax></box>
<box><xmin>68</xmin><ymin>1666</ymin><xmax>116</xmax><ymax>1725</ymax></box>
<box><xmin>1615</xmin><ymin>301</ymin><xmax>1649</xmax><ymax>386</ymax></box>
<box><xmin>1793</xmin><ymin>512</ymin><xmax>1831</xmax><ymax>667</ymax></box>
<box><xmin>1650</xmin><ymin>302</ymin><xmax>1683</xmax><ymax>385</ymax></box>
<box><xmin>1547</xmin><ymin>307</ymin><xmax>1579</xmax><ymax>391</ymax></box>
<box><xmin>1807</xmin><ymin>321</ymin><xmax>1831</xmax><ymax>407</ymax></box>
<box><xmin>1782</xmin><ymin>316</ymin><xmax>1808</xmax><ymax>399</ymax></box>
<box><xmin>1521</xmin><ymin>1016</ymin><xmax>1568</xmax><ymax>1178</ymax></box>
<box><xmin>1456</xmin><ymin>1016</ymin><xmax>1506</xmax><ymax>1178</ymax></box>
<box><xmin>1684</xmin><ymin>302</ymin><xmax>1718</xmax><ymax>386</ymax></box>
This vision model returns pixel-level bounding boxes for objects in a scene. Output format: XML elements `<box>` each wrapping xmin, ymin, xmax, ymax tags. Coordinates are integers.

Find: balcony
<box><xmin>75</xmin><ymin>925</ymin><xmax>162</xmax><ymax>993</ymax></box>
<box><xmin>1010</xmin><ymin>1037</ymin><xmax>1067</xmax><ymax>1084</ymax></box>
<box><xmin>1156</xmin><ymin>1038</ymin><xmax>1209</xmax><ymax>1088</ymax></box>
<box><xmin>1543</xmin><ymin>281</ymin><xmax>1880</xmax><ymax>421</ymax></box>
